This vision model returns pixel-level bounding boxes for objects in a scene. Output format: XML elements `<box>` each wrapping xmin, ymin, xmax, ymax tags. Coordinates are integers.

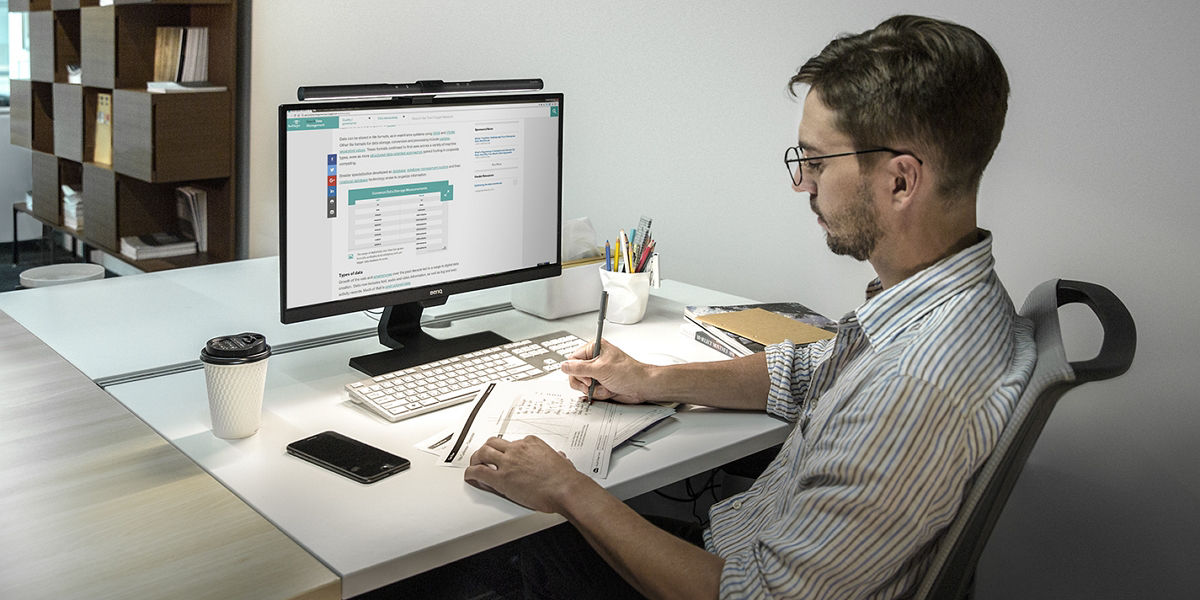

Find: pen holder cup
<box><xmin>599</xmin><ymin>268</ymin><xmax>651</xmax><ymax>324</ymax></box>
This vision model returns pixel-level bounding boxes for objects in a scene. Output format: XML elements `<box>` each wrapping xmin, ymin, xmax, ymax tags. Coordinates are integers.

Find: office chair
<box><xmin>913</xmin><ymin>278</ymin><xmax>1137</xmax><ymax>600</ymax></box>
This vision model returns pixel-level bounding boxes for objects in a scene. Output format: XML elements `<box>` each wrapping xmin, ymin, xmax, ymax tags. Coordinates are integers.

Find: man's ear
<box><xmin>889</xmin><ymin>155</ymin><xmax>922</xmax><ymax>208</ymax></box>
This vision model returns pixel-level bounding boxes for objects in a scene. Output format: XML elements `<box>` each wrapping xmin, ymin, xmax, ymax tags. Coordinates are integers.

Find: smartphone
<box><xmin>286</xmin><ymin>430</ymin><xmax>410</xmax><ymax>484</ymax></box>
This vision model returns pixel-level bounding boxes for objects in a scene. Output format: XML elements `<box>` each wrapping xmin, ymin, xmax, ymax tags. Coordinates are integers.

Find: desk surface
<box><xmin>0</xmin><ymin>310</ymin><xmax>340</xmax><ymax>600</ymax></box>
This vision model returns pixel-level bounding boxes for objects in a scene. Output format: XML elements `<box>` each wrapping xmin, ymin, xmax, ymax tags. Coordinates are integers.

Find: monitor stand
<box><xmin>348</xmin><ymin>300</ymin><xmax>510</xmax><ymax>377</ymax></box>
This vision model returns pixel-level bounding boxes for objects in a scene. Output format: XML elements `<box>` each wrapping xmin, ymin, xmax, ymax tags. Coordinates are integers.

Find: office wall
<box><xmin>247</xmin><ymin>1</ymin><xmax>1200</xmax><ymax>596</ymax></box>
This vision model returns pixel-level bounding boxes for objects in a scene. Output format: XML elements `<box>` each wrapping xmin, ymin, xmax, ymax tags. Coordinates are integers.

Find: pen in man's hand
<box><xmin>588</xmin><ymin>290</ymin><xmax>609</xmax><ymax>402</ymax></box>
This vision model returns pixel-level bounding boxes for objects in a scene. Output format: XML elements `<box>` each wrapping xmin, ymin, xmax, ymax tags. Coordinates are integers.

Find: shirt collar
<box><xmin>854</xmin><ymin>229</ymin><xmax>996</xmax><ymax>349</ymax></box>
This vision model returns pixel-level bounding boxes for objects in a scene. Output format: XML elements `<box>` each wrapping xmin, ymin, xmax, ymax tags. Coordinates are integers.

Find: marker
<box><xmin>587</xmin><ymin>290</ymin><xmax>609</xmax><ymax>402</ymax></box>
<box><xmin>635</xmin><ymin>238</ymin><xmax>656</xmax><ymax>273</ymax></box>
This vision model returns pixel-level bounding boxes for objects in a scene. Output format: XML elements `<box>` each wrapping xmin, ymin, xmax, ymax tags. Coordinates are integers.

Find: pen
<box><xmin>588</xmin><ymin>290</ymin><xmax>609</xmax><ymax>401</ymax></box>
<box><xmin>428</xmin><ymin>432</ymin><xmax>453</xmax><ymax>450</ymax></box>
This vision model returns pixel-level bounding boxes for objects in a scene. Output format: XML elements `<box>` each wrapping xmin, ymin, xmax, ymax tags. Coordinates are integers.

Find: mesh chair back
<box><xmin>914</xmin><ymin>279</ymin><xmax>1136</xmax><ymax>600</ymax></box>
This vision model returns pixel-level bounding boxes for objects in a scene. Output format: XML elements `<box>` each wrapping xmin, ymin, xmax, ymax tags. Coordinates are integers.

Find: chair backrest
<box><xmin>913</xmin><ymin>279</ymin><xmax>1137</xmax><ymax>600</ymax></box>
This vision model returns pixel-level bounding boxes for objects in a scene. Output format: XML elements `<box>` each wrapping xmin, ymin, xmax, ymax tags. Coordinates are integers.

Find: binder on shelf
<box><xmin>94</xmin><ymin>92</ymin><xmax>112</xmax><ymax>166</ymax></box>
<box><xmin>175</xmin><ymin>185</ymin><xmax>208</xmax><ymax>253</ymax></box>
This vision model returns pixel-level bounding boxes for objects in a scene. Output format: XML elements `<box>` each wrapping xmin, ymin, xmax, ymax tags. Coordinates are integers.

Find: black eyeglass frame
<box><xmin>784</xmin><ymin>146</ymin><xmax>922</xmax><ymax>186</ymax></box>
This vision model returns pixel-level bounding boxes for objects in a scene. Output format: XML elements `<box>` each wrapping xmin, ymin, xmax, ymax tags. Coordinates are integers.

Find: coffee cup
<box><xmin>199</xmin><ymin>332</ymin><xmax>271</xmax><ymax>439</ymax></box>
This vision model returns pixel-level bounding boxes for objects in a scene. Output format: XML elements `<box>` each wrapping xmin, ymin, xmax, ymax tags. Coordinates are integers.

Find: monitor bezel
<box><xmin>278</xmin><ymin>92</ymin><xmax>564</xmax><ymax>325</ymax></box>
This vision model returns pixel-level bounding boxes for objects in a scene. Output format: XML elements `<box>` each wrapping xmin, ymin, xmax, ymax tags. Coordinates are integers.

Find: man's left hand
<box><xmin>464</xmin><ymin>435</ymin><xmax>590</xmax><ymax>513</ymax></box>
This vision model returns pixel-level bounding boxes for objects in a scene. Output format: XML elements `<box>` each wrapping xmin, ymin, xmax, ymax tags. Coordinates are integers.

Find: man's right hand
<box><xmin>560</xmin><ymin>339</ymin><xmax>652</xmax><ymax>404</ymax></box>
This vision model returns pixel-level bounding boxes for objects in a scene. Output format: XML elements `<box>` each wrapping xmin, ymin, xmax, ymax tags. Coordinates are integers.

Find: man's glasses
<box><xmin>784</xmin><ymin>146</ymin><xmax>922</xmax><ymax>186</ymax></box>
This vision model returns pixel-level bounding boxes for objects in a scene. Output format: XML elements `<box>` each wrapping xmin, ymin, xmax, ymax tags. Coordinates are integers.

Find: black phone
<box><xmin>286</xmin><ymin>430</ymin><xmax>410</xmax><ymax>484</ymax></box>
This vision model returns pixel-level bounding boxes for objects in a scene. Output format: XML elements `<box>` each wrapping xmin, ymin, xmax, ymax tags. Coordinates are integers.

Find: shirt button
<box><xmin>732</xmin><ymin>500</ymin><xmax>743</xmax><ymax>510</ymax></box>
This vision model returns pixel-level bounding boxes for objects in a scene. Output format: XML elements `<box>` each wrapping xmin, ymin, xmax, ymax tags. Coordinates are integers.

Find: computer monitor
<box><xmin>279</xmin><ymin>92</ymin><xmax>563</xmax><ymax>376</ymax></box>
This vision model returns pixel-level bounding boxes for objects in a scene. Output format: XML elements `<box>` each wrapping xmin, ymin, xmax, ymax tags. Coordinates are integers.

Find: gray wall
<box><xmin>246</xmin><ymin>2</ymin><xmax>1200</xmax><ymax>596</ymax></box>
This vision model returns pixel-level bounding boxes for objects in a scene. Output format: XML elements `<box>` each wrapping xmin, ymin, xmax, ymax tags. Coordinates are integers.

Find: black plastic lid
<box><xmin>200</xmin><ymin>332</ymin><xmax>271</xmax><ymax>365</ymax></box>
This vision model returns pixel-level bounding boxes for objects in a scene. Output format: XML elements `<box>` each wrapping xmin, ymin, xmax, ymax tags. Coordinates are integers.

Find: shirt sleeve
<box><xmin>716</xmin><ymin>375</ymin><xmax>974</xmax><ymax>599</ymax></box>
<box><xmin>763</xmin><ymin>339</ymin><xmax>832</xmax><ymax>422</ymax></box>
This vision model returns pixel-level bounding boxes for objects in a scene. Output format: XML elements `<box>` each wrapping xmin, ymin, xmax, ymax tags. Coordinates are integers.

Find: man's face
<box><xmin>794</xmin><ymin>92</ymin><xmax>885</xmax><ymax>261</ymax></box>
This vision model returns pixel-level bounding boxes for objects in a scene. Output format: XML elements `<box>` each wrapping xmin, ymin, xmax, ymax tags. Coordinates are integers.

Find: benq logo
<box><xmin>429</xmin><ymin>289</ymin><xmax>444</xmax><ymax>296</ymax></box>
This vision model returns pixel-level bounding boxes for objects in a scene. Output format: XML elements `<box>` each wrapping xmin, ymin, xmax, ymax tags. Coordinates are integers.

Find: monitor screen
<box><xmin>279</xmin><ymin>92</ymin><xmax>563</xmax><ymax>375</ymax></box>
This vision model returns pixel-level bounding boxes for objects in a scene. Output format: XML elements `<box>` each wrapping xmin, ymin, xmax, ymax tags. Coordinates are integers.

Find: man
<box><xmin>465</xmin><ymin>15</ymin><xmax>1036</xmax><ymax>599</ymax></box>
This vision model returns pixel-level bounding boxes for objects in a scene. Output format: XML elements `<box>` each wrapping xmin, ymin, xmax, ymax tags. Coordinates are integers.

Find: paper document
<box><xmin>439</xmin><ymin>377</ymin><xmax>674</xmax><ymax>479</ymax></box>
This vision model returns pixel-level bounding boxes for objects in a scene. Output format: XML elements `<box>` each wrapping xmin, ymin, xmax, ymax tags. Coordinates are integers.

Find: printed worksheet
<box><xmin>439</xmin><ymin>377</ymin><xmax>674</xmax><ymax>479</ymax></box>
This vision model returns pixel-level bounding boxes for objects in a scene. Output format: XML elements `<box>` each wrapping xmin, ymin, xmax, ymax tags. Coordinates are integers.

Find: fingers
<box><xmin>469</xmin><ymin>442</ymin><xmax>505</xmax><ymax>467</ymax></box>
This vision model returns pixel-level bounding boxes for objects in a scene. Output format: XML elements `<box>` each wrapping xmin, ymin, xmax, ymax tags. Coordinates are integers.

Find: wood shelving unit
<box><xmin>8</xmin><ymin>0</ymin><xmax>239</xmax><ymax>271</ymax></box>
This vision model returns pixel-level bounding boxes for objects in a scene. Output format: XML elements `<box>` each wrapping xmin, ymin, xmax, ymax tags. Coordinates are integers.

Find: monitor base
<box><xmin>349</xmin><ymin>329</ymin><xmax>510</xmax><ymax>377</ymax></box>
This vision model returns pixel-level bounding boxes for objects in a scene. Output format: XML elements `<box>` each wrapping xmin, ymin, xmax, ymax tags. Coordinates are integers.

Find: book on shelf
<box><xmin>94</xmin><ymin>92</ymin><xmax>112</xmax><ymax>166</ymax></box>
<box><xmin>153</xmin><ymin>26</ymin><xmax>208</xmax><ymax>83</ymax></box>
<box><xmin>683</xmin><ymin>302</ymin><xmax>838</xmax><ymax>356</ymax></box>
<box><xmin>120</xmin><ymin>232</ymin><xmax>197</xmax><ymax>261</ymax></box>
<box><xmin>146</xmin><ymin>81</ymin><xmax>227</xmax><ymax>94</ymax></box>
<box><xmin>175</xmin><ymin>185</ymin><xmax>208</xmax><ymax>253</ymax></box>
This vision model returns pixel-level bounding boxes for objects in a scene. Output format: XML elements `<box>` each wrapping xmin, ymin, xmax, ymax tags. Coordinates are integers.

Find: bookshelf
<box><xmin>8</xmin><ymin>0</ymin><xmax>239</xmax><ymax>271</ymax></box>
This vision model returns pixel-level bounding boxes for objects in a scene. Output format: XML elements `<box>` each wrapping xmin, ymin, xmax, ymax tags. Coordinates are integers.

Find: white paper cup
<box><xmin>598</xmin><ymin>268</ymin><xmax>651</xmax><ymax>324</ymax></box>
<box><xmin>200</xmin><ymin>333</ymin><xmax>271</xmax><ymax>439</ymax></box>
<box><xmin>203</xmin><ymin>360</ymin><xmax>269</xmax><ymax>439</ymax></box>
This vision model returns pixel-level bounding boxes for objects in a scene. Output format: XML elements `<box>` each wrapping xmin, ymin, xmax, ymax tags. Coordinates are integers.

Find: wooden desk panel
<box><xmin>0</xmin><ymin>310</ymin><xmax>339</xmax><ymax>600</ymax></box>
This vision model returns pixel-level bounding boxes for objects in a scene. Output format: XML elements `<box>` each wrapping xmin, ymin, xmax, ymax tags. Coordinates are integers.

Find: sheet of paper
<box><xmin>439</xmin><ymin>378</ymin><xmax>674</xmax><ymax>479</ymax></box>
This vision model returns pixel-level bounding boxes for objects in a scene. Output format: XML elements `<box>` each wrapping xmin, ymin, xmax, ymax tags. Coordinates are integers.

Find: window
<box><xmin>3</xmin><ymin>1</ymin><xmax>29</xmax><ymax>109</ymax></box>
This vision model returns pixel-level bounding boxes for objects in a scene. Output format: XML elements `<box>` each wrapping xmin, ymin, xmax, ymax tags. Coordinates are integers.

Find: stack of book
<box><xmin>682</xmin><ymin>302</ymin><xmax>837</xmax><ymax>358</ymax></box>
<box><xmin>120</xmin><ymin>232</ymin><xmax>196</xmax><ymax>261</ymax></box>
<box><xmin>152</xmin><ymin>26</ymin><xmax>209</xmax><ymax>84</ymax></box>
<box><xmin>61</xmin><ymin>185</ymin><xmax>83</xmax><ymax>231</ymax></box>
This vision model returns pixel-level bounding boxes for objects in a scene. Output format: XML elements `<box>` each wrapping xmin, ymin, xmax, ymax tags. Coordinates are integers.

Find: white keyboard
<box><xmin>345</xmin><ymin>331</ymin><xmax>588</xmax><ymax>422</ymax></box>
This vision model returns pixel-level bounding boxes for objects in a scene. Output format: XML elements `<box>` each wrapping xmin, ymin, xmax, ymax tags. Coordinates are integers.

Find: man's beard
<box><xmin>816</xmin><ymin>180</ymin><xmax>883</xmax><ymax>261</ymax></box>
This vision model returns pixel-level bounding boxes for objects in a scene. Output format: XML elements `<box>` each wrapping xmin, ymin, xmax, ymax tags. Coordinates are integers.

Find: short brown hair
<box><xmin>790</xmin><ymin>15</ymin><xmax>1009</xmax><ymax>197</ymax></box>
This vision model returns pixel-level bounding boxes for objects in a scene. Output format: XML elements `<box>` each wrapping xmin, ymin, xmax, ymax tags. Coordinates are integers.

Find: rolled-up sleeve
<box><xmin>764</xmin><ymin>339</ymin><xmax>832</xmax><ymax>422</ymax></box>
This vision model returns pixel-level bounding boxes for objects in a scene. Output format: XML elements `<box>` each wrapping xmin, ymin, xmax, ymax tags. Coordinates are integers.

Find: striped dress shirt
<box><xmin>704</xmin><ymin>230</ymin><xmax>1036</xmax><ymax>599</ymax></box>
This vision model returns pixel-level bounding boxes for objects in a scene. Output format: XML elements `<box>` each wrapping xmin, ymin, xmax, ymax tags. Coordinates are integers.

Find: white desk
<box><xmin>3</xmin><ymin>259</ymin><xmax>792</xmax><ymax>598</ymax></box>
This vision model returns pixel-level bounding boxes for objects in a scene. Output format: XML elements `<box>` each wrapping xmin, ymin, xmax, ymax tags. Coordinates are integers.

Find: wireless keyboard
<box><xmin>345</xmin><ymin>330</ymin><xmax>588</xmax><ymax>422</ymax></box>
